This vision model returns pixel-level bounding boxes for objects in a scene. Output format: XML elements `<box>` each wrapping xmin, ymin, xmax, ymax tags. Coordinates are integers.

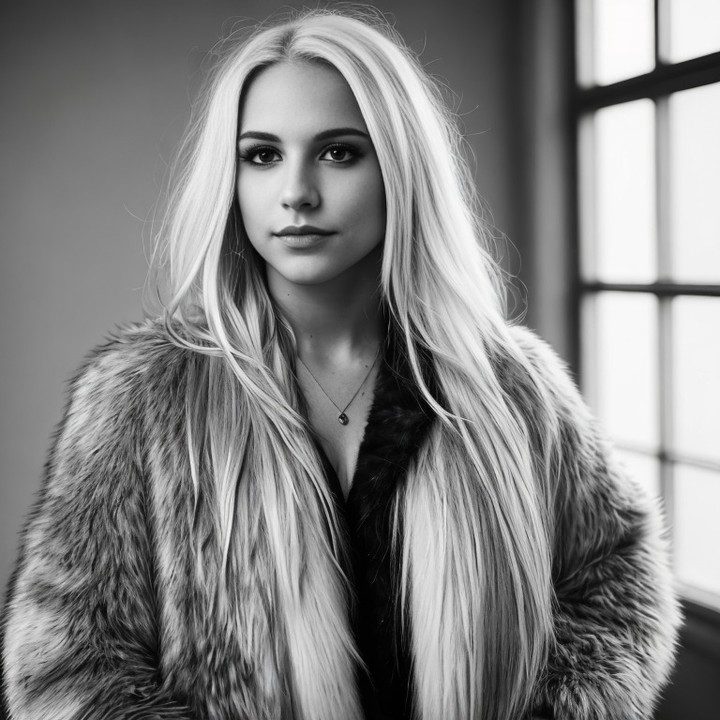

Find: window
<box><xmin>574</xmin><ymin>0</ymin><xmax>720</xmax><ymax>610</ymax></box>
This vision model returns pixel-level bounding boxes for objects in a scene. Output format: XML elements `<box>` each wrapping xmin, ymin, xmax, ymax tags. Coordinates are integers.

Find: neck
<box><xmin>266</xmin><ymin>246</ymin><xmax>385</xmax><ymax>363</ymax></box>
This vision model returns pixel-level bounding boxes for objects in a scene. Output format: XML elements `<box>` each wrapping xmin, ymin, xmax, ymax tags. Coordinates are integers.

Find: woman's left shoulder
<box><xmin>502</xmin><ymin>323</ymin><xmax>600</xmax><ymax>431</ymax></box>
<box><xmin>506</xmin><ymin>324</ymin><xmax>579</xmax><ymax>393</ymax></box>
<box><xmin>492</xmin><ymin>323</ymin><xmax>590</xmax><ymax>429</ymax></box>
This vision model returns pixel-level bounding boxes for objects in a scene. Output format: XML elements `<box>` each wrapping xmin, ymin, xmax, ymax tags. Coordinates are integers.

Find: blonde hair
<box><xmin>148</xmin><ymin>6</ymin><xmax>562</xmax><ymax>720</ymax></box>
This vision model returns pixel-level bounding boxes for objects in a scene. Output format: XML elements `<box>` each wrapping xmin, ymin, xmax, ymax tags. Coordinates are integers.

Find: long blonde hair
<box><xmin>148</xmin><ymin>6</ymin><xmax>561</xmax><ymax>720</ymax></box>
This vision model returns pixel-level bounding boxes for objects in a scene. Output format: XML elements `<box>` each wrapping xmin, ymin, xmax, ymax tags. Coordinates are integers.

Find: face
<box><xmin>236</xmin><ymin>60</ymin><xmax>386</xmax><ymax>287</ymax></box>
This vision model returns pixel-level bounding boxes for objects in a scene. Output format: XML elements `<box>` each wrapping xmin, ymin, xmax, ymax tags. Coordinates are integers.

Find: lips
<box><xmin>275</xmin><ymin>232</ymin><xmax>331</xmax><ymax>249</ymax></box>
<box><xmin>273</xmin><ymin>225</ymin><xmax>334</xmax><ymax>236</ymax></box>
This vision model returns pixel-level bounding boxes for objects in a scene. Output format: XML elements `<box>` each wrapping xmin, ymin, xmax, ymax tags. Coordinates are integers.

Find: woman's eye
<box><xmin>321</xmin><ymin>145</ymin><xmax>357</xmax><ymax>163</ymax></box>
<box><xmin>240</xmin><ymin>146</ymin><xmax>280</xmax><ymax>165</ymax></box>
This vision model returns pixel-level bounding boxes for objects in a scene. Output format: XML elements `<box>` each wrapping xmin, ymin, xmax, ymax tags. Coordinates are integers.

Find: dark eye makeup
<box><xmin>237</xmin><ymin>142</ymin><xmax>363</xmax><ymax>166</ymax></box>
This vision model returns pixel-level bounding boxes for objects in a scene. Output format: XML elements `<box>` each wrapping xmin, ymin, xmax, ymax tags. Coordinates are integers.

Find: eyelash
<box><xmin>238</xmin><ymin>142</ymin><xmax>361</xmax><ymax>166</ymax></box>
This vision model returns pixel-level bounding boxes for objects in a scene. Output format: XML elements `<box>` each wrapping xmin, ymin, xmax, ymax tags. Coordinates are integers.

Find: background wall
<box><xmin>0</xmin><ymin>0</ymin><xmax>522</xmax><ymax>590</ymax></box>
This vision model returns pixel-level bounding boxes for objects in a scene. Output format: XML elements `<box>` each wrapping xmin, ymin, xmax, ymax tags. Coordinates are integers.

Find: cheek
<box><xmin>337</xmin><ymin>168</ymin><xmax>386</xmax><ymax>236</ymax></box>
<box><xmin>236</xmin><ymin>174</ymin><xmax>268</xmax><ymax>236</ymax></box>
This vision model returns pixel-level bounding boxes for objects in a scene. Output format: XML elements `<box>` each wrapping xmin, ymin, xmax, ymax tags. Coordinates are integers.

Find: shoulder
<box><xmin>56</xmin><ymin>317</ymin><xmax>197</xmax><ymax>451</ymax></box>
<box><xmin>70</xmin><ymin>316</ymin><xmax>191</xmax><ymax>381</ymax></box>
<box><xmin>503</xmin><ymin>324</ymin><xmax>594</xmax><ymax>431</ymax></box>
<box><xmin>506</xmin><ymin>324</ymin><xmax>568</xmax><ymax>375</ymax></box>
<box><xmin>499</xmin><ymin>325</ymin><xmax>627</xmax><ymax>508</ymax></box>
<box><xmin>506</xmin><ymin>325</ymin><xmax>581</xmax><ymax>401</ymax></box>
<box><xmin>504</xmin><ymin>326</ymin><xmax>650</xmax><ymax>537</ymax></box>
<box><xmin>66</xmin><ymin>317</ymin><xmax>194</xmax><ymax>402</ymax></box>
<box><xmin>487</xmin><ymin>323</ymin><xmax>589</xmax><ymax>430</ymax></box>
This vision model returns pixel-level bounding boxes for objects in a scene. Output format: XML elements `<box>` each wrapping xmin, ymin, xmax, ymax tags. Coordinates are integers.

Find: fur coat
<box><xmin>1</xmin><ymin>319</ymin><xmax>681</xmax><ymax>720</ymax></box>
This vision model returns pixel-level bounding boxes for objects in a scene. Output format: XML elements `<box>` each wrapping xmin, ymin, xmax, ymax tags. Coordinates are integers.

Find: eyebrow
<box><xmin>237</xmin><ymin>127</ymin><xmax>371</xmax><ymax>142</ymax></box>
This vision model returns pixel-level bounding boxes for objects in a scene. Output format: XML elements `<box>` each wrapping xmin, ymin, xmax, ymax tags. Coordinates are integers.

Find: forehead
<box><xmin>238</xmin><ymin>61</ymin><xmax>368</xmax><ymax>134</ymax></box>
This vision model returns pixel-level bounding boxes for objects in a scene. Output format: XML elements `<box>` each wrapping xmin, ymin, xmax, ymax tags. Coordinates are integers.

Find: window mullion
<box><xmin>656</xmin><ymin>97</ymin><xmax>671</xmax><ymax>281</ymax></box>
<box><xmin>575</xmin><ymin>0</ymin><xmax>594</xmax><ymax>88</ymax></box>
<box><xmin>659</xmin><ymin>296</ymin><xmax>675</xmax><ymax>562</ymax></box>
<box><xmin>654</xmin><ymin>0</ymin><xmax>661</xmax><ymax>65</ymax></box>
<box><xmin>656</xmin><ymin>91</ymin><xmax>675</xmax><ymax>561</ymax></box>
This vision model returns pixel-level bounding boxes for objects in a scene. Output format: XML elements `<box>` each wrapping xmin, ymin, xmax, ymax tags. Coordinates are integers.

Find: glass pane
<box><xmin>593</xmin><ymin>100</ymin><xmax>656</xmax><ymax>282</ymax></box>
<box><xmin>594</xmin><ymin>0</ymin><xmax>655</xmax><ymax>85</ymax></box>
<box><xmin>593</xmin><ymin>292</ymin><xmax>659</xmax><ymax>448</ymax></box>
<box><xmin>614</xmin><ymin>449</ymin><xmax>661</xmax><ymax>500</ymax></box>
<box><xmin>674</xmin><ymin>464</ymin><xmax>720</xmax><ymax>595</ymax></box>
<box><xmin>667</xmin><ymin>0</ymin><xmax>720</xmax><ymax>63</ymax></box>
<box><xmin>672</xmin><ymin>297</ymin><xmax>720</xmax><ymax>462</ymax></box>
<box><xmin>669</xmin><ymin>82</ymin><xmax>720</xmax><ymax>282</ymax></box>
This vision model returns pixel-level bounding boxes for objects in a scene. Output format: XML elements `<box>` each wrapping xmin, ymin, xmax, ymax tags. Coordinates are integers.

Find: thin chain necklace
<box><xmin>297</xmin><ymin>344</ymin><xmax>382</xmax><ymax>425</ymax></box>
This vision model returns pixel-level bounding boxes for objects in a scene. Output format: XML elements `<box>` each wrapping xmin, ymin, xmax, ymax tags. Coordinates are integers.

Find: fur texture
<box><xmin>1</xmin><ymin>320</ymin><xmax>680</xmax><ymax>719</ymax></box>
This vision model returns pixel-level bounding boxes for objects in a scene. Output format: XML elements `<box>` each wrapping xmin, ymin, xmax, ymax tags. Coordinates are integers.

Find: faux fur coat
<box><xmin>1</xmin><ymin>319</ymin><xmax>681</xmax><ymax>720</ymax></box>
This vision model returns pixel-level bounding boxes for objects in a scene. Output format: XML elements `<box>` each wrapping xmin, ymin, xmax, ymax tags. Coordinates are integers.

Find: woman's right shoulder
<box><xmin>77</xmin><ymin>316</ymin><xmax>191</xmax><ymax>367</ymax></box>
<box><xmin>63</xmin><ymin>317</ymin><xmax>200</xmax><ymax>418</ymax></box>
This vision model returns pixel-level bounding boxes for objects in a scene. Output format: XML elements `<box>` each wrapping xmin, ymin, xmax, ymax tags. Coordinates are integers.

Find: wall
<box><xmin>0</xmin><ymin>0</ymin><xmax>521</xmax><ymax>593</ymax></box>
<box><xmin>511</xmin><ymin>0</ymin><xmax>575</xmax><ymax>365</ymax></box>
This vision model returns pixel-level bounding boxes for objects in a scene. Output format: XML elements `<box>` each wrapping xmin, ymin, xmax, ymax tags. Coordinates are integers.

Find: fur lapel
<box><xmin>314</xmin><ymin>327</ymin><xmax>436</xmax><ymax>719</ymax></box>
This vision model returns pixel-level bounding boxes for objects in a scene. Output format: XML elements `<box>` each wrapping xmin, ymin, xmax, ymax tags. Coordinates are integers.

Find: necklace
<box><xmin>297</xmin><ymin>344</ymin><xmax>382</xmax><ymax>425</ymax></box>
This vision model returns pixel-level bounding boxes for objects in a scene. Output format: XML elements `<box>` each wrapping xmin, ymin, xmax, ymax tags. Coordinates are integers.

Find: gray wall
<box><xmin>0</xmin><ymin>0</ymin><xmax>521</xmax><ymax>593</ymax></box>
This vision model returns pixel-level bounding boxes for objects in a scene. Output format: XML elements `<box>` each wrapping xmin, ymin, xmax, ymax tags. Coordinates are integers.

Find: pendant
<box><xmin>338</xmin><ymin>412</ymin><xmax>349</xmax><ymax>425</ymax></box>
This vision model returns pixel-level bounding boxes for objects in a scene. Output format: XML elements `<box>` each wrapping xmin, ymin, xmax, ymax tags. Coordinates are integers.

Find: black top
<box><xmin>308</xmin><ymin>327</ymin><xmax>437</xmax><ymax>720</ymax></box>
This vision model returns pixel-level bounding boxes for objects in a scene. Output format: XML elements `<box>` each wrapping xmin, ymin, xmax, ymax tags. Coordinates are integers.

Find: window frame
<box><xmin>571</xmin><ymin>0</ymin><xmax>720</xmax><ymax>613</ymax></box>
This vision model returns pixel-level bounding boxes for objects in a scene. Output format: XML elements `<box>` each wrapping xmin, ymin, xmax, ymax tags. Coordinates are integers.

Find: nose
<box><xmin>279</xmin><ymin>159</ymin><xmax>320</xmax><ymax>211</ymax></box>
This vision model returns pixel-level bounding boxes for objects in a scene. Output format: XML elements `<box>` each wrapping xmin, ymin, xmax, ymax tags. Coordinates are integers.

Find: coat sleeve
<box><xmin>1</xmin><ymin>336</ymin><xmax>197</xmax><ymax>720</ymax></box>
<box><xmin>513</xmin><ymin>327</ymin><xmax>682</xmax><ymax>720</ymax></box>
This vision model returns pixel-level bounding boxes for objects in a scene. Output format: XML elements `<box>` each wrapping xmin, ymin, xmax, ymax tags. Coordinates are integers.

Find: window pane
<box><xmin>674</xmin><ymin>464</ymin><xmax>720</xmax><ymax>595</ymax></box>
<box><xmin>591</xmin><ymin>100</ymin><xmax>656</xmax><ymax>282</ymax></box>
<box><xmin>594</xmin><ymin>0</ymin><xmax>655</xmax><ymax>85</ymax></box>
<box><xmin>672</xmin><ymin>297</ymin><xmax>720</xmax><ymax>462</ymax></box>
<box><xmin>669</xmin><ymin>82</ymin><xmax>720</xmax><ymax>282</ymax></box>
<box><xmin>614</xmin><ymin>449</ymin><xmax>661</xmax><ymax>500</ymax></box>
<box><xmin>590</xmin><ymin>292</ymin><xmax>659</xmax><ymax>448</ymax></box>
<box><xmin>667</xmin><ymin>0</ymin><xmax>720</xmax><ymax>63</ymax></box>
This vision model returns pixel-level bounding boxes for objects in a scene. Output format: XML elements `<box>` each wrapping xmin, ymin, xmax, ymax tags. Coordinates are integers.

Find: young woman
<box><xmin>2</xmin><ymin>8</ymin><xmax>680</xmax><ymax>720</ymax></box>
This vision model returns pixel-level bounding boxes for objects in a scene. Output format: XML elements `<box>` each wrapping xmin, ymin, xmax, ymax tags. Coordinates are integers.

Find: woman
<box><xmin>1</xmin><ymin>7</ymin><xmax>680</xmax><ymax>720</ymax></box>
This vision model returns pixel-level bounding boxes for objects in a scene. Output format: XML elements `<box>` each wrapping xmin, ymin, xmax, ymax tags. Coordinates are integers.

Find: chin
<box><xmin>267</xmin><ymin>261</ymin><xmax>339</xmax><ymax>286</ymax></box>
